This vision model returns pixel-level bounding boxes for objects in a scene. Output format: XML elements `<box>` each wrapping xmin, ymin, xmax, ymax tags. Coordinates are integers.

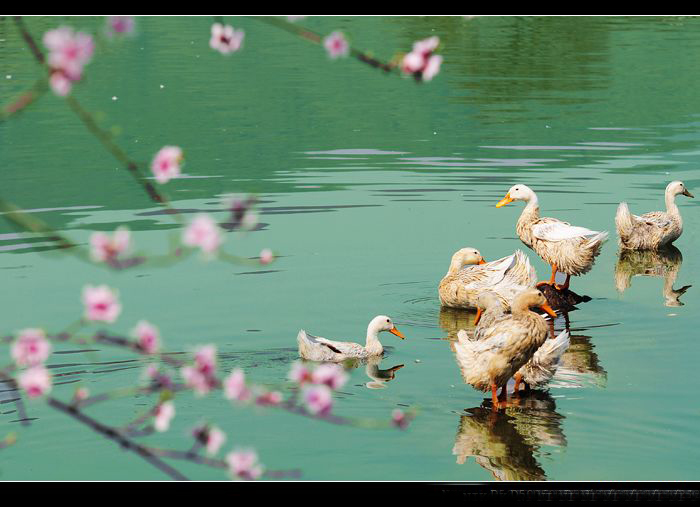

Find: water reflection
<box><xmin>363</xmin><ymin>356</ymin><xmax>404</xmax><ymax>389</ymax></box>
<box><xmin>453</xmin><ymin>390</ymin><xmax>566</xmax><ymax>481</ymax></box>
<box><xmin>615</xmin><ymin>246</ymin><xmax>692</xmax><ymax>307</ymax></box>
<box><xmin>438</xmin><ymin>306</ymin><xmax>477</xmax><ymax>341</ymax></box>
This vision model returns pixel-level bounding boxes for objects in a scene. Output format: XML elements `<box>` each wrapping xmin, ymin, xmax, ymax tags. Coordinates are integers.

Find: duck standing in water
<box><xmin>616</xmin><ymin>181</ymin><xmax>694</xmax><ymax>250</ymax></box>
<box><xmin>297</xmin><ymin>315</ymin><xmax>405</xmax><ymax>362</ymax></box>
<box><xmin>454</xmin><ymin>289</ymin><xmax>557</xmax><ymax>408</ymax></box>
<box><xmin>438</xmin><ymin>248</ymin><xmax>536</xmax><ymax>314</ymax></box>
<box><xmin>496</xmin><ymin>184</ymin><xmax>608</xmax><ymax>291</ymax></box>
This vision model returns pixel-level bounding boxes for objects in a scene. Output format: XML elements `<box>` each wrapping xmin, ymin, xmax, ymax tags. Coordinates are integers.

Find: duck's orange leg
<box><xmin>536</xmin><ymin>264</ymin><xmax>558</xmax><ymax>288</ymax></box>
<box><xmin>555</xmin><ymin>274</ymin><xmax>571</xmax><ymax>291</ymax></box>
<box><xmin>490</xmin><ymin>382</ymin><xmax>500</xmax><ymax>408</ymax></box>
<box><xmin>513</xmin><ymin>373</ymin><xmax>523</xmax><ymax>395</ymax></box>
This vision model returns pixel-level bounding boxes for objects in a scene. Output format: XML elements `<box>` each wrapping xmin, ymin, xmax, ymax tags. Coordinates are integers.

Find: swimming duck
<box><xmin>616</xmin><ymin>181</ymin><xmax>694</xmax><ymax>251</ymax></box>
<box><xmin>454</xmin><ymin>288</ymin><xmax>557</xmax><ymax>408</ymax></box>
<box><xmin>297</xmin><ymin>315</ymin><xmax>405</xmax><ymax>362</ymax></box>
<box><xmin>438</xmin><ymin>248</ymin><xmax>537</xmax><ymax>313</ymax></box>
<box><xmin>496</xmin><ymin>184</ymin><xmax>608</xmax><ymax>291</ymax></box>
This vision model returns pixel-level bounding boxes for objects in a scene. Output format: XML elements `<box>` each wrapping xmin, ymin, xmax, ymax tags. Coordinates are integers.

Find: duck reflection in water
<box><xmin>336</xmin><ymin>355</ymin><xmax>404</xmax><ymax>390</ymax></box>
<box><xmin>453</xmin><ymin>390</ymin><xmax>566</xmax><ymax>481</ymax></box>
<box><xmin>614</xmin><ymin>245</ymin><xmax>691</xmax><ymax>307</ymax></box>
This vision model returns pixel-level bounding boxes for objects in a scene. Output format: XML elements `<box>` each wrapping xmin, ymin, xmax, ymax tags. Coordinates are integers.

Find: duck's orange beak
<box><xmin>389</xmin><ymin>326</ymin><xmax>405</xmax><ymax>339</ymax></box>
<box><xmin>496</xmin><ymin>193</ymin><xmax>513</xmax><ymax>208</ymax></box>
<box><xmin>540</xmin><ymin>303</ymin><xmax>557</xmax><ymax>319</ymax></box>
<box><xmin>478</xmin><ymin>258</ymin><xmax>487</xmax><ymax>265</ymax></box>
<box><xmin>474</xmin><ymin>307</ymin><xmax>483</xmax><ymax>326</ymax></box>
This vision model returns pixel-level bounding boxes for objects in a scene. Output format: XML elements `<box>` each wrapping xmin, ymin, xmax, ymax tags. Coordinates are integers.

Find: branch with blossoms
<box><xmin>1</xmin><ymin>284</ymin><xmax>416</xmax><ymax>480</ymax></box>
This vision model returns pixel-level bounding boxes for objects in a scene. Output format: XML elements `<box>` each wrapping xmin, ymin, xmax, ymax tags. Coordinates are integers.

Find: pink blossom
<box><xmin>392</xmin><ymin>409</ymin><xmax>413</xmax><ymax>429</ymax></box>
<box><xmin>74</xmin><ymin>387</ymin><xmax>89</xmax><ymax>402</ymax></box>
<box><xmin>223</xmin><ymin>368</ymin><xmax>251</xmax><ymax>402</ymax></box>
<box><xmin>11</xmin><ymin>328</ymin><xmax>51</xmax><ymax>367</ymax></box>
<box><xmin>49</xmin><ymin>71</ymin><xmax>73</xmax><ymax>96</ymax></box>
<box><xmin>182</xmin><ymin>214</ymin><xmax>222</xmax><ymax>255</ymax></box>
<box><xmin>131</xmin><ymin>320</ymin><xmax>160</xmax><ymax>354</ymax></box>
<box><xmin>255</xmin><ymin>390</ymin><xmax>282</xmax><ymax>406</ymax></box>
<box><xmin>241</xmin><ymin>210</ymin><xmax>259</xmax><ymax>230</ymax></box>
<box><xmin>18</xmin><ymin>366</ymin><xmax>52</xmax><ymax>398</ymax></box>
<box><xmin>154</xmin><ymin>400</ymin><xmax>175</xmax><ymax>432</ymax></box>
<box><xmin>182</xmin><ymin>345</ymin><xmax>218</xmax><ymax>395</ymax></box>
<box><xmin>150</xmin><ymin>146</ymin><xmax>183</xmax><ymax>184</ymax></box>
<box><xmin>288</xmin><ymin>361</ymin><xmax>313</xmax><ymax>385</ymax></box>
<box><xmin>302</xmin><ymin>384</ymin><xmax>333</xmax><ymax>416</ymax></box>
<box><xmin>106</xmin><ymin>16</ymin><xmax>135</xmax><ymax>35</ymax></box>
<box><xmin>194</xmin><ymin>345</ymin><xmax>217</xmax><ymax>375</ymax></box>
<box><xmin>210</xmin><ymin>23</ymin><xmax>245</xmax><ymax>55</ymax></box>
<box><xmin>311</xmin><ymin>363</ymin><xmax>348</xmax><ymax>391</ymax></box>
<box><xmin>412</xmin><ymin>36</ymin><xmax>440</xmax><ymax>55</ymax></box>
<box><xmin>259</xmin><ymin>248</ymin><xmax>274</xmax><ymax>265</ymax></box>
<box><xmin>82</xmin><ymin>285</ymin><xmax>121</xmax><ymax>323</ymax></box>
<box><xmin>422</xmin><ymin>55</ymin><xmax>443</xmax><ymax>82</ymax></box>
<box><xmin>90</xmin><ymin>226</ymin><xmax>130</xmax><ymax>263</ymax></box>
<box><xmin>226</xmin><ymin>449</ymin><xmax>264</xmax><ymax>480</ymax></box>
<box><xmin>323</xmin><ymin>31</ymin><xmax>349</xmax><ymax>59</ymax></box>
<box><xmin>43</xmin><ymin>26</ymin><xmax>94</xmax><ymax>81</ymax></box>
<box><xmin>206</xmin><ymin>426</ymin><xmax>226</xmax><ymax>455</ymax></box>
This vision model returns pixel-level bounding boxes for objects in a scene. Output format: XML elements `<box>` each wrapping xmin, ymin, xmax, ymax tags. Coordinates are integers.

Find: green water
<box><xmin>1</xmin><ymin>15</ymin><xmax>700</xmax><ymax>481</ymax></box>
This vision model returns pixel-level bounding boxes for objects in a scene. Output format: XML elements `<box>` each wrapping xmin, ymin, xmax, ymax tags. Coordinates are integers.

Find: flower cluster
<box><xmin>43</xmin><ymin>26</ymin><xmax>94</xmax><ymax>96</ymax></box>
<box><xmin>90</xmin><ymin>226</ymin><xmax>130</xmax><ymax>264</ymax></box>
<box><xmin>182</xmin><ymin>214</ymin><xmax>223</xmax><ymax>256</ymax></box>
<box><xmin>13</xmin><ymin>328</ymin><xmax>53</xmax><ymax>399</ymax></box>
<box><xmin>82</xmin><ymin>285</ymin><xmax>122</xmax><ymax>323</ymax></box>
<box><xmin>323</xmin><ymin>31</ymin><xmax>349</xmax><ymax>59</ymax></box>
<box><xmin>401</xmin><ymin>36</ymin><xmax>443</xmax><ymax>82</ymax></box>
<box><xmin>288</xmin><ymin>361</ymin><xmax>348</xmax><ymax>416</ymax></box>
<box><xmin>226</xmin><ymin>449</ymin><xmax>264</xmax><ymax>480</ymax></box>
<box><xmin>181</xmin><ymin>345</ymin><xmax>218</xmax><ymax>395</ymax></box>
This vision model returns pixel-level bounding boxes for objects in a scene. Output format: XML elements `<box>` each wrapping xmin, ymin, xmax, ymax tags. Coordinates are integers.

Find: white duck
<box><xmin>297</xmin><ymin>315</ymin><xmax>405</xmax><ymax>362</ymax></box>
<box><xmin>497</xmin><ymin>184</ymin><xmax>608</xmax><ymax>291</ymax></box>
<box><xmin>616</xmin><ymin>180</ymin><xmax>694</xmax><ymax>250</ymax></box>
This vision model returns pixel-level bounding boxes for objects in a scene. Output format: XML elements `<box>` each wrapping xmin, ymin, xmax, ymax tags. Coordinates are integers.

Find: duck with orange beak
<box><xmin>438</xmin><ymin>248</ymin><xmax>537</xmax><ymax>313</ymax></box>
<box><xmin>496</xmin><ymin>184</ymin><xmax>608</xmax><ymax>291</ymax></box>
<box><xmin>454</xmin><ymin>288</ymin><xmax>560</xmax><ymax>409</ymax></box>
<box><xmin>297</xmin><ymin>315</ymin><xmax>405</xmax><ymax>362</ymax></box>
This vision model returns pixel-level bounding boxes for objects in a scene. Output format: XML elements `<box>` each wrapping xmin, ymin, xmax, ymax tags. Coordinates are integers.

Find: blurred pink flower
<box><xmin>49</xmin><ymin>71</ymin><xmax>73</xmax><ymax>96</ymax></box>
<box><xmin>223</xmin><ymin>368</ymin><xmax>251</xmax><ymax>402</ymax></box>
<box><xmin>311</xmin><ymin>363</ymin><xmax>348</xmax><ymax>391</ymax></box>
<box><xmin>182</xmin><ymin>345</ymin><xmax>218</xmax><ymax>395</ymax></box>
<box><xmin>391</xmin><ymin>408</ymin><xmax>412</xmax><ymax>429</ymax></box>
<box><xmin>288</xmin><ymin>361</ymin><xmax>312</xmax><ymax>385</ymax></box>
<box><xmin>182</xmin><ymin>214</ymin><xmax>222</xmax><ymax>255</ymax></box>
<box><xmin>150</xmin><ymin>145</ymin><xmax>183</xmax><ymax>184</ymax></box>
<box><xmin>323</xmin><ymin>31</ymin><xmax>349</xmax><ymax>59</ymax></box>
<box><xmin>210</xmin><ymin>23</ymin><xmax>244</xmax><ymax>55</ymax></box>
<box><xmin>132</xmin><ymin>320</ymin><xmax>160</xmax><ymax>354</ymax></box>
<box><xmin>90</xmin><ymin>226</ymin><xmax>130</xmax><ymax>263</ymax></box>
<box><xmin>255</xmin><ymin>390</ymin><xmax>282</xmax><ymax>406</ymax></box>
<box><xmin>18</xmin><ymin>366</ymin><xmax>52</xmax><ymax>398</ymax></box>
<box><xmin>82</xmin><ymin>285</ymin><xmax>121</xmax><ymax>323</ymax></box>
<box><xmin>226</xmin><ymin>449</ymin><xmax>264</xmax><ymax>480</ymax></box>
<box><xmin>11</xmin><ymin>328</ymin><xmax>51</xmax><ymax>367</ymax></box>
<box><xmin>302</xmin><ymin>384</ymin><xmax>333</xmax><ymax>416</ymax></box>
<box><xmin>259</xmin><ymin>248</ymin><xmax>274</xmax><ymax>265</ymax></box>
<box><xmin>401</xmin><ymin>36</ymin><xmax>442</xmax><ymax>82</ymax></box>
<box><xmin>107</xmin><ymin>16</ymin><xmax>135</xmax><ymax>35</ymax></box>
<box><xmin>241</xmin><ymin>210</ymin><xmax>259</xmax><ymax>230</ymax></box>
<box><xmin>205</xmin><ymin>426</ymin><xmax>226</xmax><ymax>455</ymax></box>
<box><xmin>154</xmin><ymin>400</ymin><xmax>175</xmax><ymax>432</ymax></box>
<box><xmin>74</xmin><ymin>387</ymin><xmax>89</xmax><ymax>402</ymax></box>
<box><xmin>43</xmin><ymin>26</ymin><xmax>94</xmax><ymax>82</ymax></box>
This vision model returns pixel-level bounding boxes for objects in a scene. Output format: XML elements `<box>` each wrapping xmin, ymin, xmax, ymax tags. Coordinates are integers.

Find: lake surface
<box><xmin>1</xmin><ymin>15</ymin><xmax>699</xmax><ymax>481</ymax></box>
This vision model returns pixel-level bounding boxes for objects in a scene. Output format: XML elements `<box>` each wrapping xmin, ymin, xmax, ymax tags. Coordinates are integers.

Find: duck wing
<box><xmin>532</xmin><ymin>218</ymin><xmax>603</xmax><ymax>242</ymax></box>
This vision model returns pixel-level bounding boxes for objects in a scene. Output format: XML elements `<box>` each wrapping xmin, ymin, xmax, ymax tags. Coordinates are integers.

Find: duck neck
<box><xmin>665</xmin><ymin>189</ymin><xmax>680</xmax><ymax>216</ymax></box>
<box><xmin>365</xmin><ymin>325</ymin><xmax>383</xmax><ymax>354</ymax></box>
<box><xmin>510</xmin><ymin>297</ymin><xmax>534</xmax><ymax>318</ymax></box>
<box><xmin>447</xmin><ymin>257</ymin><xmax>466</xmax><ymax>275</ymax></box>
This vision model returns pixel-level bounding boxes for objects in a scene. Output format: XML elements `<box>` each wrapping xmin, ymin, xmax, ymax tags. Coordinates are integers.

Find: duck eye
<box><xmin>386</xmin><ymin>319</ymin><xmax>390</xmax><ymax>323</ymax></box>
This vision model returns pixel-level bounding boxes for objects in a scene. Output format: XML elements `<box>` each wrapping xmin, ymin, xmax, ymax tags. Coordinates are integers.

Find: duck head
<box><xmin>496</xmin><ymin>184</ymin><xmax>536</xmax><ymax>207</ymax></box>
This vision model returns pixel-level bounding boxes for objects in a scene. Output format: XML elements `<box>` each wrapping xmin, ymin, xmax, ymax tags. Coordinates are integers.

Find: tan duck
<box><xmin>438</xmin><ymin>248</ymin><xmax>536</xmax><ymax>313</ymax></box>
<box><xmin>453</xmin><ymin>288</ymin><xmax>556</xmax><ymax>408</ymax></box>
<box><xmin>297</xmin><ymin>315</ymin><xmax>405</xmax><ymax>362</ymax></box>
<box><xmin>616</xmin><ymin>181</ymin><xmax>694</xmax><ymax>251</ymax></box>
<box><xmin>497</xmin><ymin>184</ymin><xmax>608</xmax><ymax>291</ymax></box>
<box><xmin>470</xmin><ymin>291</ymin><xmax>569</xmax><ymax>392</ymax></box>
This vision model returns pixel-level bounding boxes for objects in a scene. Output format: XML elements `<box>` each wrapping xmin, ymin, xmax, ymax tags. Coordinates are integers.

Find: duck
<box><xmin>616</xmin><ymin>181</ymin><xmax>694</xmax><ymax>251</ymax></box>
<box><xmin>496</xmin><ymin>184</ymin><xmax>608</xmax><ymax>291</ymax></box>
<box><xmin>438</xmin><ymin>248</ymin><xmax>537</xmax><ymax>314</ymax></box>
<box><xmin>453</xmin><ymin>288</ymin><xmax>557</xmax><ymax>408</ymax></box>
<box><xmin>297</xmin><ymin>315</ymin><xmax>405</xmax><ymax>362</ymax></box>
<box><xmin>470</xmin><ymin>291</ymin><xmax>569</xmax><ymax>392</ymax></box>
